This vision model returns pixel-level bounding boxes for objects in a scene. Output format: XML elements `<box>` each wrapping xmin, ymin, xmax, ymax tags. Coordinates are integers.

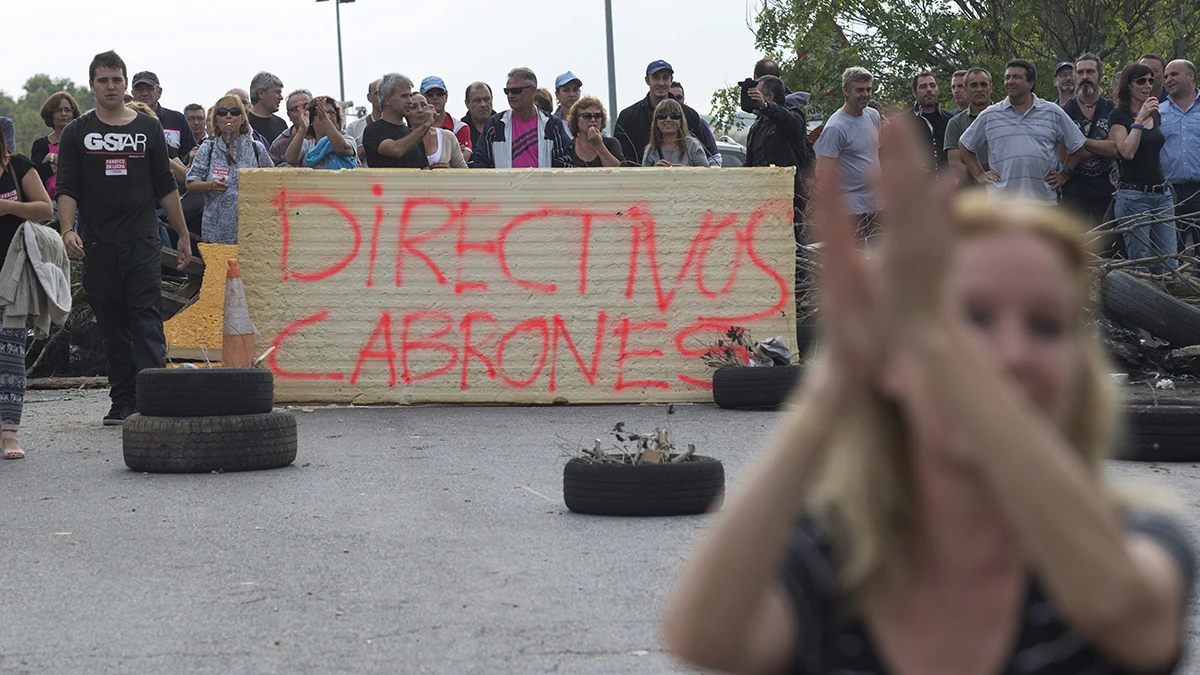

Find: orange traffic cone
<box><xmin>222</xmin><ymin>259</ymin><xmax>257</xmax><ymax>368</ymax></box>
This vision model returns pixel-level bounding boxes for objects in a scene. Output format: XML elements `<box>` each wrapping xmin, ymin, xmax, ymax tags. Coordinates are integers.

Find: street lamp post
<box><xmin>605</xmin><ymin>0</ymin><xmax>618</xmax><ymax>134</ymax></box>
<box><xmin>316</xmin><ymin>0</ymin><xmax>355</xmax><ymax>104</ymax></box>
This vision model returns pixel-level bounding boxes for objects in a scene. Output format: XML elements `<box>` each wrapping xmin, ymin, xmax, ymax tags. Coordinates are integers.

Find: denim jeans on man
<box><xmin>1117</xmin><ymin>188</ymin><xmax>1177</xmax><ymax>273</ymax></box>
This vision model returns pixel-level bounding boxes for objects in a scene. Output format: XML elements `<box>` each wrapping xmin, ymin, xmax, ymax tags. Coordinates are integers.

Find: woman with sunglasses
<box><xmin>30</xmin><ymin>92</ymin><xmax>81</xmax><ymax>202</ymax></box>
<box><xmin>641</xmin><ymin>98</ymin><xmax>708</xmax><ymax>167</ymax></box>
<box><xmin>1108</xmin><ymin>63</ymin><xmax>1176</xmax><ymax>271</ymax></box>
<box><xmin>185</xmin><ymin>95</ymin><xmax>273</xmax><ymax>244</ymax></box>
<box><xmin>566</xmin><ymin>96</ymin><xmax>624</xmax><ymax>168</ymax></box>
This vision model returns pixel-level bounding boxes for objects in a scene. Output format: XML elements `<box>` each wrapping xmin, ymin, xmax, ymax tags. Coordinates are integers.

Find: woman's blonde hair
<box><xmin>567</xmin><ymin>95</ymin><xmax>607</xmax><ymax>137</ymax></box>
<box><xmin>646</xmin><ymin>98</ymin><xmax>692</xmax><ymax>158</ymax></box>
<box><xmin>126</xmin><ymin>101</ymin><xmax>158</xmax><ymax>120</ymax></box>
<box><xmin>213</xmin><ymin>95</ymin><xmax>251</xmax><ymax>137</ymax></box>
<box><xmin>806</xmin><ymin>192</ymin><xmax>1122</xmax><ymax>601</ymax></box>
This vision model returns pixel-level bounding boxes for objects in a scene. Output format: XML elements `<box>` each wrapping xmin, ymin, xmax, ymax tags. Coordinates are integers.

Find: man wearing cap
<box><xmin>614</xmin><ymin>60</ymin><xmax>715</xmax><ymax>167</ymax></box>
<box><xmin>421</xmin><ymin>76</ymin><xmax>472</xmax><ymax>162</ymax></box>
<box><xmin>554</xmin><ymin>72</ymin><xmax>583</xmax><ymax>124</ymax></box>
<box><xmin>131</xmin><ymin>71</ymin><xmax>196</xmax><ymax>159</ymax></box>
<box><xmin>1053</xmin><ymin>61</ymin><xmax>1076</xmax><ymax>106</ymax></box>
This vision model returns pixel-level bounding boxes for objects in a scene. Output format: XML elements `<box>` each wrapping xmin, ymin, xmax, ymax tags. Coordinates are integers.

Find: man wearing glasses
<box><xmin>420</xmin><ymin>76</ymin><xmax>472</xmax><ymax>164</ymax></box>
<box><xmin>469</xmin><ymin>67</ymin><xmax>571</xmax><ymax>169</ymax></box>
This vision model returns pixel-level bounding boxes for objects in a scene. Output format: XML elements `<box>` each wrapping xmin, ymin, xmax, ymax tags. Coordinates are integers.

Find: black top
<box><xmin>461</xmin><ymin>112</ymin><xmax>492</xmax><ymax>153</ymax></box>
<box><xmin>1109</xmin><ymin>108</ymin><xmax>1166</xmax><ymax>187</ymax></box>
<box><xmin>613</xmin><ymin>94</ymin><xmax>712</xmax><ymax>167</ymax></box>
<box><xmin>55</xmin><ymin>111</ymin><xmax>176</xmax><ymax>244</ymax></box>
<box><xmin>155</xmin><ymin>104</ymin><xmax>197</xmax><ymax>158</ymax></box>
<box><xmin>568</xmin><ymin>136</ymin><xmax>625</xmax><ymax>167</ymax></box>
<box><xmin>363</xmin><ymin>119</ymin><xmax>429</xmax><ymax>169</ymax></box>
<box><xmin>30</xmin><ymin>135</ymin><xmax>54</xmax><ymax>182</ymax></box>
<box><xmin>915</xmin><ymin>106</ymin><xmax>955</xmax><ymax>167</ymax></box>
<box><xmin>0</xmin><ymin>154</ymin><xmax>37</xmax><ymax>255</ymax></box>
<box><xmin>780</xmin><ymin>512</ymin><xmax>1194</xmax><ymax>674</ymax></box>
<box><xmin>1062</xmin><ymin>97</ymin><xmax>1117</xmax><ymax>193</ymax></box>
<box><xmin>248</xmin><ymin>112</ymin><xmax>288</xmax><ymax>147</ymax></box>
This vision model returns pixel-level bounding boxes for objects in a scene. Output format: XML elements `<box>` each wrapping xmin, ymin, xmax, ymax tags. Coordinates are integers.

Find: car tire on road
<box><xmin>123</xmin><ymin>411</ymin><xmax>297</xmax><ymax>473</ymax></box>
<box><xmin>136</xmin><ymin>368</ymin><xmax>274</xmax><ymax>417</ymax></box>
<box><xmin>1121</xmin><ymin>404</ymin><xmax>1200</xmax><ymax>462</ymax></box>
<box><xmin>1101</xmin><ymin>271</ymin><xmax>1200</xmax><ymax>347</ymax></box>
<box><xmin>563</xmin><ymin>456</ymin><xmax>724</xmax><ymax>517</ymax></box>
<box><xmin>712</xmin><ymin>365</ymin><xmax>802</xmax><ymax>410</ymax></box>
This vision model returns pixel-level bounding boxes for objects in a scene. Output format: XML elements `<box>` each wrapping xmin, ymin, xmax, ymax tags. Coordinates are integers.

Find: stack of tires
<box><xmin>123</xmin><ymin>368</ymin><xmax>297</xmax><ymax>473</ymax></box>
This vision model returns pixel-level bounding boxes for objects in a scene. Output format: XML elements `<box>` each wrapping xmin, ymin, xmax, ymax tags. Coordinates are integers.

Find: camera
<box><xmin>738</xmin><ymin>78</ymin><xmax>760</xmax><ymax>114</ymax></box>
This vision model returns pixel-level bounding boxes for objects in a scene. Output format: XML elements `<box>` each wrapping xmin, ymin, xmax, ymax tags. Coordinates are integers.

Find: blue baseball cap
<box><xmin>646</xmin><ymin>60</ymin><xmax>673</xmax><ymax>76</ymax></box>
<box><xmin>555</xmin><ymin>71</ymin><xmax>582</xmax><ymax>89</ymax></box>
<box><xmin>420</xmin><ymin>76</ymin><xmax>448</xmax><ymax>94</ymax></box>
<box><xmin>1055</xmin><ymin>61</ymin><xmax>1074</xmax><ymax>75</ymax></box>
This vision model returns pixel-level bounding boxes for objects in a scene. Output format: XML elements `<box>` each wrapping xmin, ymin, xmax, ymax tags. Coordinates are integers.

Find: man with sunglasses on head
<box><xmin>614</xmin><ymin>60</ymin><xmax>715</xmax><ymax>167</ymax></box>
<box><xmin>470</xmin><ymin>67</ymin><xmax>571</xmax><ymax>169</ymax></box>
<box><xmin>55</xmin><ymin>50</ymin><xmax>192</xmax><ymax>426</ymax></box>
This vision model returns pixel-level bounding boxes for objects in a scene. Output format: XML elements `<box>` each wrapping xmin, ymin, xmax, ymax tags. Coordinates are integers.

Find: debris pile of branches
<box><xmin>576</xmin><ymin>406</ymin><xmax>696</xmax><ymax>465</ymax></box>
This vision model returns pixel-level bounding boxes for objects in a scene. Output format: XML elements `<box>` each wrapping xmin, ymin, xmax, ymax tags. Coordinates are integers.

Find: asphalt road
<box><xmin>1</xmin><ymin>391</ymin><xmax>1196</xmax><ymax>675</ymax></box>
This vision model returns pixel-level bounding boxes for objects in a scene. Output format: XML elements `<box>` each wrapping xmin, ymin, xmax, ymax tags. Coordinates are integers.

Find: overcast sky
<box><xmin>4</xmin><ymin>0</ymin><xmax>763</xmax><ymax>118</ymax></box>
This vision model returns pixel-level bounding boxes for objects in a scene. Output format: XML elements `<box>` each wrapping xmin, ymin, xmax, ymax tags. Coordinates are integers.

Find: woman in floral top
<box><xmin>185</xmin><ymin>95</ymin><xmax>272</xmax><ymax>244</ymax></box>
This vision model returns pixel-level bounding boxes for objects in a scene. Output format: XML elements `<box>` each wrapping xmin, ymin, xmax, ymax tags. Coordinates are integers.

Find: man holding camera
<box><xmin>745</xmin><ymin>75</ymin><xmax>813</xmax><ymax>222</ymax></box>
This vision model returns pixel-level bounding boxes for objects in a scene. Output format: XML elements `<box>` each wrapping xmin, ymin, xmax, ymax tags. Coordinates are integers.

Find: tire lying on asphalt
<box><xmin>1121</xmin><ymin>404</ymin><xmax>1200</xmax><ymax>462</ymax></box>
<box><xmin>712</xmin><ymin>365</ymin><xmax>802</xmax><ymax>410</ymax></box>
<box><xmin>1101</xmin><ymin>271</ymin><xmax>1200</xmax><ymax>347</ymax></box>
<box><xmin>136</xmin><ymin>368</ymin><xmax>274</xmax><ymax>417</ymax></box>
<box><xmin>563</xmin><ymin>456</ymin><xmax>724</xmax><ymax>517</ymax></box>
<box><xmin>123</xmin><ymin>411</ymin><xmax>297</xmax><ymax>473</ymax></box>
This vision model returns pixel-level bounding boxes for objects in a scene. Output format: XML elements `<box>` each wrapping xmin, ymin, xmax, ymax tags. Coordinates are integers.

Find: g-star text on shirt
<box><xmin>84</xmin><ymin>132</ymin><xmax>148</xmax><ymax>152</ymax></box>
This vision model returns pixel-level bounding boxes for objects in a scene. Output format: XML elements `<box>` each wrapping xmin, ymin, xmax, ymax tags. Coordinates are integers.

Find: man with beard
<box><xmin>1058</xmin><ymin>54</ymin><xmax>1118</xmax><ymax>226</ymax></box>
<box><xmin>1053</xmin><ymin>62</ymin><xmax>1076</xmax><ymax>106</ymax></box>
<box><xmin>911</xmin><ymin>71</ymin><xmax>954</xmax><ymax>167</ymax></box>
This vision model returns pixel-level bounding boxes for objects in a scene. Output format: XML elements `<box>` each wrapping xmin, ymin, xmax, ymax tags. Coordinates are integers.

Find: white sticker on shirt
<box><xmin>163</xmin><ymin>128</ymin><xmax>181</xmax><ymax>150</ymax></box>
<box><xmin>0</xmin><ymin>189</ymin><xmax>17</xmax><ymax>202</ymax></box>
<box><xmin>105</xmin><ymin>158</ymin><xmax>127</xmax><ymax>176</ymax></box>
<box><xmin>212</xmin><ymin>165</ymin><xmax>231</xmax><ymax>179</ymax></box>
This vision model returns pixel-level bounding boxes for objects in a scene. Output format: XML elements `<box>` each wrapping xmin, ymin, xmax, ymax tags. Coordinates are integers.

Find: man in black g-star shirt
<box><xmin>56</xmin><ymin>50</ymin><xmax>192</xmax><ymax>426</ymax></box>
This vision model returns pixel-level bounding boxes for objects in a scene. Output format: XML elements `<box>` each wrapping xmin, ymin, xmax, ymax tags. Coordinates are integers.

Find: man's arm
<box><xmin>159</xmin><ymin>190</ymin><xmax>191</xmax><ymax>269</ymax></box>
<box><xmin>376</xmin><ymin>116</ymin><xmax>434</xmax><ymax>158</ymax></box>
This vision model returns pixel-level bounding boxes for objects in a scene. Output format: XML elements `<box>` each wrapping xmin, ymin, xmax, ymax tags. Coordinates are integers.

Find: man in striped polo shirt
<box><xmin>958</xmin><ymin>59</ymin><xmax>1087</xmax><ymax>205</ymax></box>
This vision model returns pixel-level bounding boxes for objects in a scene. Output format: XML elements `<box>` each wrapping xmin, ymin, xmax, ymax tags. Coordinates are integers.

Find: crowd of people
<box><xmin>815</xmin><ymin>54</ymin><xmax>1199</xmax><ymax>272</ymax></box>
<box><xmin>0</xmin><ymin>46</ymin><xmax>1195</xmax><ymax>675</ymax></box>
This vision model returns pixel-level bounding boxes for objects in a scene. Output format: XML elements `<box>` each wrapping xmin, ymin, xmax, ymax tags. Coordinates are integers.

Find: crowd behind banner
<box><xmin>0</xmin><ymin>48</ymin><xmax>1197</xmax><ymax>435</ymax></box>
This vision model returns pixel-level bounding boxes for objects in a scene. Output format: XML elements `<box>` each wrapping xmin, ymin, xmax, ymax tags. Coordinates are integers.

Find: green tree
<box><xmin>0</xmin><ymin>75</ymin><xmax>95</xmax><ymax>154</ymax></box>
<box><xmin>711</xmin><ymin>0</ymin><xmax>1200</xmax><ymax>132</ymax></box>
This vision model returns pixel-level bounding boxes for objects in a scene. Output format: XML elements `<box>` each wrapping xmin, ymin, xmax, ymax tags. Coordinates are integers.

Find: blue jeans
<box><xmin>1118</xmin><ymin>188</ymin><xmax>1177</xmax><ymax>272</ymax></box>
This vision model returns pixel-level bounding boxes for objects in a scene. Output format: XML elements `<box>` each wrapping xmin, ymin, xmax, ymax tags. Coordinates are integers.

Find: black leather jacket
<box><xmin>746</xmin><ymin>99</ymin><xmax>813</xmax><ymax>212</ymax></box>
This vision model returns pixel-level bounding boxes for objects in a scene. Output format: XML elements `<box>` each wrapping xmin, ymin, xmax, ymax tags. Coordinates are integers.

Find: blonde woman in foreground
<box><xmin>662</xmin><ymin>118</ymin><xmax>1194</xmax><ymax>675</ymax></box>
